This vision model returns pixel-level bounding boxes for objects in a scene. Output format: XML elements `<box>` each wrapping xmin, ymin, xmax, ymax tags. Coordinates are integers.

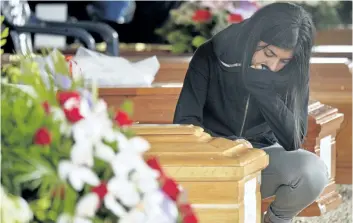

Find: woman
<box><xmin>173</xmin><ymin>2</ymin><xmax>329</xmax><ymax>223</ymax></box>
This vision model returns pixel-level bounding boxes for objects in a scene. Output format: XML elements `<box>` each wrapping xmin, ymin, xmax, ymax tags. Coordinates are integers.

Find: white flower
<box><xmin>0</xmin><ymin>186</ymin><xmax>33</xmax><ymax>223</ymax></box>
<box><xmin>57</xmin><ymin>213</ymin><xmax>91</xmax><ymax>223</ymax></box>
<box><xmin>70</xmin><ymin>99</ymin><xmax>116</xmax><ymax>166</ymax></box>
<box><xmin>116</xmin><ymin>133</ymin><xmax>150</xmax><ymax>154</ymax></box>
<box><xmin>76</xmin><ymin>193</ymin><xmax>101</xmax><ymax>217</ymax></box>
<box><xmin>58</xmin><ymin>160</ymin><xmax>100</xmax><ymax>191</ymax></box>
<box><xmin>143</xmin><ymin>190</ymin><xmax>179</xmax><ymax>223</ymax></box>
<box><xmin>111</xmin><ymin>133</ymin><xmax>155</xmax><ymax>178</ymax></box>
<box><xmin>51</xmin><ymin>107</ymin><xmax>71</xmax><ymax>136</ymax></box>
<box><xmin>117</xmin><ymin>190</ymin><xmax>179</xmax><ymax>223</ymax></box>
<box><xmin>107</xmin><ymin>176</ymin><xmax>140</xmax><ymax>207</ymax></box>
<box><xmin>75</xmin><ymin>179</ymin><xmax>131</xmax><ymax>218</ymax></box>
<box><xmin>111</xmin><ymin>151</ymin><xmax>159</xmax><ymax>183</ymax></box>
<box><xmin>130</xmin><ymin>170</ymin><xmax>160</xmax><ymax>194</ymax></box>
<box><xmin>118</xmin><ymin>209</ymin><xmax>146</xmax><ymax>223</ymax></box>
<box><xmin>111</xmin><ymin>133</ymin><xmax>159</xmax><ymax>196</ymax></box>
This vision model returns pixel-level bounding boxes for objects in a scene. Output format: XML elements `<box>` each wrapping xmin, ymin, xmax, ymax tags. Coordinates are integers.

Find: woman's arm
<box><xmin>173</xmin><ymin>44</ymin><xmax>218</xmax><ymax>136</ymax></box>
<box><xmin>244</xmin><ymin>68</ymin><xmax>309</xmax><ymax>151</ymax></box>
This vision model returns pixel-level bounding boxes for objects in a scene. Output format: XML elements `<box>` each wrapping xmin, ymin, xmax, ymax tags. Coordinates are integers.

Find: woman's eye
<box><xmin>264</xmin><ymin>50</ymin><xmax>275</xmax><ymax>57</ymax></box>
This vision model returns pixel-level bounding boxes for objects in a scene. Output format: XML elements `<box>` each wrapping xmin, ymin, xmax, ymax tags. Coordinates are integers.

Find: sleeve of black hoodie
<box><xmin>243</xmin><ymin>68</ymin><xmax>309</xmax><ymax>151</ymax></box>
<box><xmin>173</xmin><ymin>44</ymin><xmax>220</xmax><ymax>137</ymax></box>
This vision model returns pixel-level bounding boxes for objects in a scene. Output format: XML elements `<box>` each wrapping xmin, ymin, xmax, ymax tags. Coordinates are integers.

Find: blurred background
<box><xmin>1</xmin><ymin>0</ymin><xmax>352</xmax><ymax>55</ymax></box>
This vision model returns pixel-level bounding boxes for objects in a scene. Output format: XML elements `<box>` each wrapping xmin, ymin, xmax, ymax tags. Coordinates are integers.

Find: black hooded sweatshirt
<box><xmin>173</xmin><ymin>22</ymin><xmax>309</xmax><ymax>151</ymax></box>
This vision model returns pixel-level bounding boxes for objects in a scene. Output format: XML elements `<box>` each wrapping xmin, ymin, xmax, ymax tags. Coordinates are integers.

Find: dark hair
<box><xmin>239</xmin><ymin>2</ymin><xmax>315</xmax><ymax>148</ymax></box>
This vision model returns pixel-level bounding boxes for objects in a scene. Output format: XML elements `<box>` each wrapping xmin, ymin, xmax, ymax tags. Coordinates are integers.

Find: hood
<box><xmin>211</xmin><ymin>20</ymin><xmax>249</xmax><ymax>71</ymax></box>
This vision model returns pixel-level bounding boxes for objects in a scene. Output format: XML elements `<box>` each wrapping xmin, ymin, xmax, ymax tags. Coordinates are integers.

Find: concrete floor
<box><xmin>294</xmin><ymin>185</ymin><xmax>352</xmax><ymax>223</ymax></box>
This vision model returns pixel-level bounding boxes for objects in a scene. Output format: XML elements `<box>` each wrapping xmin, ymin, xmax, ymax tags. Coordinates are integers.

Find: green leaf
<box><xmin>171</xmin><ymin>42</ymin><xmax>191</xmax><ymax>54</ymax></box>
<box><xmin>63</xmin><ymin>185</ymin><xmax>77</xmax><ymax>215</ymax></box>
<box><xmin>0</xmin><ymin>39</ymin><xmax>6</xmax><ymax>47</ymax></box>
<box><xmin>192</xmin><ymin>35</ymin><xmax>207</xmax><ymax>48</ymax></box>
<box><xmin>1</xmin><ymin>27</ymin><xmax>9</xmax><ymax>39</ymax></box>
<box><xmin>120</xmin><ymin>100</ymin><xmax>134</xmax><ymax>116</ymax></box>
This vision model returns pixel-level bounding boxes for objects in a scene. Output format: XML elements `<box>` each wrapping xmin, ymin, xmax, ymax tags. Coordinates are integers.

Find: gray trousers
<box><xmin>260</xmin><ymin>144</ymin><xmax>329</xmax><ymax>223</ymax></box>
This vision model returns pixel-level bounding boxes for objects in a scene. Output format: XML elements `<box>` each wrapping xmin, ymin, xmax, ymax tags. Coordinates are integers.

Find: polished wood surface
<box><xmin>99</xmin><ymin>85</ymin><xmax>181</xmax><ymax>124</ymax></box>
<box><xmin>314</xmin><ymin>29</ymin><xmax>352</xmax><ymax>46</ymax></box>
<box><xmin>99</xmin><ymin>83</ymin><xmax>344</xmax><ymax>216</ymax></box>
<box><xmin>135</xmin><ymin>125</ymin><xmax>267</xmax><ymax>223</ymax></box>
<box><xmin>309</xmin><ymin>58</ymin><xmax>352</xmax><ymax>184</ymax></box>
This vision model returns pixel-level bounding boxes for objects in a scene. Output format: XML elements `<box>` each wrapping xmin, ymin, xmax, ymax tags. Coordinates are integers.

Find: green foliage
<box><xmin>155</xmin><ymin>1</ymin><xmax>218</xmax><ymax>54</ymax></box>
<box><xmin>192</xmin><ymin>36</ymin><xmax>208</xmax><ymax>48</ymax></box>
<box><xmin>119</xmin><ymin>100</ymin><xmax>134</xmax><ymax>117</ymax></box>
<box><xmin>1</xmin><ymin>51</ymin><xmax>85</xmax><ymax>222</ymax></box>
<box><xmin>1</xmin><ymin>86</ymin><xmax>69</xmax><ymax>222</ymax></box>
<box><xmin>299</xmin><ymin>1</ymin><xmax>343</xmax><ymax>30</ymax></box>
<box><xmin>1</xmin><ymin>15</ymin><xmax>9</xmax><ymax>55</ymax></box>
<box><xmin>0</xmin><ymin>49</ymin><xmax>144</xmax><ymax>223</ymax></box>
<box><xmin>1</xmin><ymin>48</ymin><xmax>197</xmax><ymax>223</ymax></box>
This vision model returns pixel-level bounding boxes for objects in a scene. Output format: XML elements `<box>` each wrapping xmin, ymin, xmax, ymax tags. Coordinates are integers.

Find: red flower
<box><xmin>91</xmin><ymin>182</ymin><xmax>108</xmax><ymax>200</ymax></box>
<box><xmin>146</xmin><ymin>157</ymin><xmax>165</xmax><ymax>177</ymax></box>
<box><xmin>34</xmin><ymin>127</ymin><xmax>51</xmax><ymax>145</ymax></box>
<box><xmin>227</xmin><ymin>13</ymin><xmax>243</xmax><ymax>23</ymax></box>
<box><xmin>114</xmin><ymin>110</ymin><xmax>133</xmax><ymax>126</ymax></box>
<box><xmin>65</xmin><ymin>55</ymin><xmax>73</xmax><ymax>61</ymax></box>
<box><xmin>192</xmin><ymin>9</ymin><xmax>212</xmax><ymax>22</ymax></box>
<box><xmin>179</xmin><ymin>204</ymin><xmax>193</xmax><ymax>216</ymax></box>
<box><xmin>180</xmin><ymin>203</ymin><xmax>198</xmax><ymax>223</ymax></box>
<box><xmin>42</xmin><ymin>101</ymin><xmax>50</xmax><ymax>114</ymax></box>
<box><xmin>162</xmin><ymin>178</ymin><xmax>180</xmax><ymax>201</ymax></box>
<box><xmin>57</xmin><ymin>91</ymin><xmax>80</xmax><ymax>106</ymax></box>
<box><xmin>64</xmin><ymin>107</ymin><xmax>84</xmax><ymax>123</ymax></box>
<box><xmin>65</xmin><ymin>56</ymin><xmax>74</xmax><ymax>75</ymax></box>
<box><xmin>183</xmin><ymin>214</ymin><xmax>198</xmax><ymax>223</ymax></box>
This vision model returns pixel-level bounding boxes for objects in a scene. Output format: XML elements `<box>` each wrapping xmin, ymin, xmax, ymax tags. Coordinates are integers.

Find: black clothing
<box><xmin>173</xmin><ymin>22</ymin><xmax>309</xmax><ymax>151</ymax></box>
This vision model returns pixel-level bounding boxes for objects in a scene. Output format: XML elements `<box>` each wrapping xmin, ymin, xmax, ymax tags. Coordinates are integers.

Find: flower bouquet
<box><xmin>1</xmin><ymin>50</ymin><xmax>198</xmax><ymax>223</ymax></box>
<box><xmin>155</xmin><ymin>0</ymin><xmax>258</xmax><ymax>54</ymax></box>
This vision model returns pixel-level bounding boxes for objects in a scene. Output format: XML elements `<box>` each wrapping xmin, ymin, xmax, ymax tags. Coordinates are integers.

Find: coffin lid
<box><xmin>133</xmin><ymin>124</ymin><xmax>269</xmax><ymax>181</ymax></box>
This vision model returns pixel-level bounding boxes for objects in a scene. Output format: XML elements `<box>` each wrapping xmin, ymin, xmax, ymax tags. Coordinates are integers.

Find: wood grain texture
<box><xmin>100</xmin><ymin>86</ymin><xmax>344</xmax><ymax>216</ymax></box>
<box><xmin>314</xmin><ymin>29</ymin><xmax>352</xmax><ymax>45</ymax></box>
<box><xmin>309</xmin><ymin>61</ymin><xmax>352</xmax><ymax>184</ymax></box>
<box><xmin>139</xmin><ymin>125</ymin><xmax>266</xmax><ymax>223</ymax></box>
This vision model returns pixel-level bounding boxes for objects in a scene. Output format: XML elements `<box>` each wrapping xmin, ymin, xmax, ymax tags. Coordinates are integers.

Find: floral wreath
<box><xmin>155</xmin><ymin>0</ymin><xmax>258</xmax><ymax>54</ymax></box>
<box><xmin>1</xmin><ymin>50</ymin><xmax>198</xmax><ymax>223</ymax></box>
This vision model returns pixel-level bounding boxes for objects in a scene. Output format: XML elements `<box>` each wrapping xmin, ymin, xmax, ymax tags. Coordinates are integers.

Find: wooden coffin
<box><xmin>133</xmin><ymin>124</ymin><xmax>269</xmax><ymax>223</ymax></box>
<box><xmin>309</xmin><ymin>58</ymin><xmax>352</xmax><ymax>184</ymax></box>
<box><xmin>314</xmin><ymin>29</ymin><xmax>352</xmax><ymax>46</ymax></box>
<box><xmin>311</xmin><ymin>46</ymin><xmax>352</xmax><ymax>59</ymax></box>
<box><xmin>99</xmin><ymin>86</ymin><xmax>344</xmax><ymax>216</ymax></box>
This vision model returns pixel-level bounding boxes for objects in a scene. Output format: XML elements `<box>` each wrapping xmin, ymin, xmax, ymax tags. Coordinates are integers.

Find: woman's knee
<box><xmin>295</xmin><ymin>151</ymin><xmax>329</xmax><ymax>199</ymax></box>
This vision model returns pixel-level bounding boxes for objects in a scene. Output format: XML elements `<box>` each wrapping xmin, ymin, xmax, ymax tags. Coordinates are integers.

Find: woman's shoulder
<box><xmin>190</xmin><ymin>40</ymin><xmax>220</xmax><ymax>69</ymax></box>
<box><xmin>193</xmin><ymin>40</ymin><xmax>214</xmax><ymax>59</ymax></box>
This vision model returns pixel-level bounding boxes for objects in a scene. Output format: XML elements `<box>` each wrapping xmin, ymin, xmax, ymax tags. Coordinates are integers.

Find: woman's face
<box><xmin>252</xmin><ymin>41</ymin><xmax>293</xmax><ymax>72</ymax></box>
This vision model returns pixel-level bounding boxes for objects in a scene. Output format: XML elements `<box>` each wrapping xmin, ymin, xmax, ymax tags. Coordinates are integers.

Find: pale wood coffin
<box><xmin>100</xmin><ymin>84</ymin><xmax>344</xmax><ymax>216</ymax></box>
<box><xmin>133</xmin><ymin>124</ymin><xmax>269</xmax><ymax>223</ymax></box>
